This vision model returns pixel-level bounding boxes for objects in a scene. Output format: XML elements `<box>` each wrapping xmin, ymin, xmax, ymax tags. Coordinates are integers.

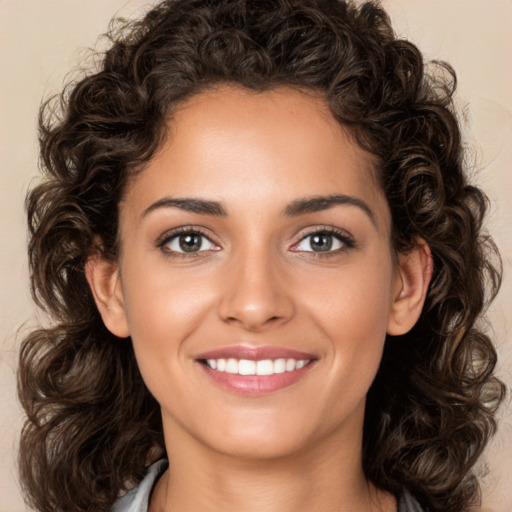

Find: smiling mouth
<box><xmin>201</xmin><ymin>358</ymin><xmax>311</xmax><ymax>376</ymax></box>
<box><xmin>196</xmin><ymin>347</ymin><xmax>316</xmax><ymax>395</ymax></box>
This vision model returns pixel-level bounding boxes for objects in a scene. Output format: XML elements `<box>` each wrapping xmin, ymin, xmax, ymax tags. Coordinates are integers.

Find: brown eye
<box><xmin>160</xmin><ymin>230</ymin><xmax>218</xmax><ymax>254</ymax></box>
<box><xmin>294</xmin><ymin>231</ymin><xmax>345</xmax><ymax>253</ymax></box>
<box><xmin>309</xmin><ymin>233</ymin><xmax>334</xmax><ymax>252</ymax></box>
<box><xmin>178</xmin><ymin>233</ymin><xmax>203</xmax><ymax>252</ymax></box>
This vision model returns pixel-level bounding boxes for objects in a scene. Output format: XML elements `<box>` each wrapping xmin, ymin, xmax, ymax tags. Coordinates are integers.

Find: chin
<box><xmin>207</xmin><ymin>431</ymin><xmax>312</xmax><ymax>461</ymax></box>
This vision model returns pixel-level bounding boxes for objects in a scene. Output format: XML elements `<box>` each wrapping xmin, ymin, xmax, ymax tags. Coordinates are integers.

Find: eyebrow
<box><xmin>283</xmin><ymin>194</ymin><xmax>375</xmax><ymax>223</ymax></box>
<box><xmin>142</xmin><ymin>197</ymin><xmax>228</xmax><ymax>218</ymax></box>
<box><xmin>142</xmin><ymin>194</ymin><xmax>375</xmax><ymax>224</ymax></box>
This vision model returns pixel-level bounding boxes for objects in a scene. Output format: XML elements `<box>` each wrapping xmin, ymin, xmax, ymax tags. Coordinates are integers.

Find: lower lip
<box><xmin>198</xmin><ymin>363</ymin><xmax>314</xmax><ymax>395</ymax></box>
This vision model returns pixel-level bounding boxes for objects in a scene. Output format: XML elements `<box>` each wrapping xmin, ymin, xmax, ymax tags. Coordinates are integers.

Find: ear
<box><xmin>387</xmin><ymin>240</ymin><xmax>433</xmax><ymax>336</ymax></box>
<box><xmin>85</xmin><ymin>253</ymin><xmax>130</xmax><ymax>338</ymax></box>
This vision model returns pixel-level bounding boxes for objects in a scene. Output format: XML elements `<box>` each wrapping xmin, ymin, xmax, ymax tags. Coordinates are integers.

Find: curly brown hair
<box><xmin>18</xmin><ymin>1</ymin><xmax>505</xmax><ymax>511</ymax></box>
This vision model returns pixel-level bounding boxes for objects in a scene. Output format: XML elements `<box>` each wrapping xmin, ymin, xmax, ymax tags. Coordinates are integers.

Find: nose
<box><xmin>217</xmin><ymin>249</ymin><xmax>295</xmax><ymax>332</ymax></box>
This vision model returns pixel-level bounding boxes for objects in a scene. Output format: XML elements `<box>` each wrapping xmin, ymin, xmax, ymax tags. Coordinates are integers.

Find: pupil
<box><xmin>311</xmin><ymin>233</ymin><xmax>332</xmax><ymax>251</ymax></box>
<box><xmin>179</xmin><ymin>234</ymin><xmax>202</xmax><ymax>252</ymax></box>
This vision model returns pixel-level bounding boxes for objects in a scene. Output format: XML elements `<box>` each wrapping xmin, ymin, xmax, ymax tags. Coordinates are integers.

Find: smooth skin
<box><xmin>87</xmin><ymin>86</ymin><xmax>432</xmax><ymax>512</ymax></box>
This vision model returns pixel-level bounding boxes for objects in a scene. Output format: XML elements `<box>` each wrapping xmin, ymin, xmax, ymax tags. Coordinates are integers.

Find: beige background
<box><xmin>1</xmin><ymin>1</ymin><xmax>511</xmax><ymax>511</ymax></box>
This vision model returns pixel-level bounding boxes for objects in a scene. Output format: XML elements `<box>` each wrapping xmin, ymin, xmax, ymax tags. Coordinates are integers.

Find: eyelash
<box><xmin>156</xmin><ymin>226</ymin><xmax>218</xmax><ymax>259</ymax></box>
<box><xmin>291</xmin><ymin>227</ymin><xmax>355</xmax><ymax>257</ymax></box>
<box><xmin>156</xmin><ymin>226</ymin><xmax>355</xmax><ymax>258</ymax></box>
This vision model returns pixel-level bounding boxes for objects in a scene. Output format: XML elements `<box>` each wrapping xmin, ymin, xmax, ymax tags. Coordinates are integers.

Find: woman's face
<box><xmin>103</xmin><ymin>86</ymin><xmax>408</xmax><ymax>459</ymax></box>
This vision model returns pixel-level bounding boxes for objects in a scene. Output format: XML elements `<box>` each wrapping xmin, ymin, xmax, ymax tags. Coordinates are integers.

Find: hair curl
<box><xmin>19</xmin><ymin>1</ymin><xmax>505</xmax><ymax>511</ymax></box>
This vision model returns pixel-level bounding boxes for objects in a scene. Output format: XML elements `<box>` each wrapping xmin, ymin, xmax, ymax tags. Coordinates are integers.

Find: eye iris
<box><xmin>179</xmin><ymin>234</ymin><xmax>202</xmax><ymax>252</ymax></box>
<box><xmin>310</xmin><ymin>233</ymin><xmax>332</xmax><ymax>251</ymax></box>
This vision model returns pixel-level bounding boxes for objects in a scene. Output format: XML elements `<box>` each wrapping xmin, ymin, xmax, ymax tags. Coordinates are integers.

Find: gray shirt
<box><xmin>110</xmin><ymin>459</ymin><xmax>423</xmax><ymax>511</ymax></box>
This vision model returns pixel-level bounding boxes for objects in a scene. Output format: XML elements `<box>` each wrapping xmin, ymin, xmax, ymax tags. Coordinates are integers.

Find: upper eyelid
<box><xmin>156</xmin><ymin>226</ymin><xmax>217</xmax><ymax>248</ymax></box>
<box><xmin>290</xmin><ymin>227</ymin><xmax>356</xmax><ymax>253</ymax></box>
<box><xmin>294</xmin><ymin>226</ymin><xmax>354</xmax><ymax>243</ymax></box>
<box><xmin>155</xmin><ymin>225</ymin><xmax>355</xmax><ymax>250</ymax></box>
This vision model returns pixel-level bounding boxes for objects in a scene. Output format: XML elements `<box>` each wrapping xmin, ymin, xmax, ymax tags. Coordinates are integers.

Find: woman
<box><xmin>18</xmin><ymin>0</ymin><xmax>505</xmax><ymax>511</ymax></box>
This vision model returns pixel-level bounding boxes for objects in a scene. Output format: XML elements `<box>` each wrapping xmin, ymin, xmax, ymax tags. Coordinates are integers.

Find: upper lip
<box><xmin>195</xmin><ymin>345</ymin><xmax>317</xmax><ymax>361</ymax></box>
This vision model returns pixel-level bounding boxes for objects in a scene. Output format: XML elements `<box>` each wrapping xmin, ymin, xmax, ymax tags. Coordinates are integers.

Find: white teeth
<box><xmin>256</xmin><ymin>359</ymin><xmax>274</xmax><ymax>375</ymax></box>
<box><xmin>238</xmin><ymin>359</ymin><xmax>256</xmax><ymax>375</ymax></box>
<box><xmin>274</xmin><ymin>358</ymin><xmax>286</xmax><ymax>374</ymax></box>
<box><xmin>225</xmin><ymin>358</ymin><xmax>238</xmax><ymax>374</ymax></box>
<box><xmin>296</xmin><ymin>360</ymin><xmax>307</xmax><ymax>369</ymax></box>
<box><xmin>205</xmin><ymin>358</ymin><xmax>310</xmax><ymax>375</ymax></box>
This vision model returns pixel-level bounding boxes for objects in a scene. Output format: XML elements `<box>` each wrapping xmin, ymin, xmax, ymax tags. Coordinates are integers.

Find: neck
<box><xmin>150</xmin><ymin>413</ymin><xmax>396</xmax><ymax>512</ymax></box>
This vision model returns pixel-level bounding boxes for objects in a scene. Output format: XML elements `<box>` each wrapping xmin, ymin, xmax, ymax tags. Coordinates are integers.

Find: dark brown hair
<box><xmin>19</xmin><ymin>1</ymin><xmax>505</xmax><ymax>511</ymax></box>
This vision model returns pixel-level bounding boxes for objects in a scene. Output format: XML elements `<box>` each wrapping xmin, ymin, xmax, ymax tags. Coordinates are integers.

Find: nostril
<box><xmin>217</xmin><ymin>277</ymin><xmax>295</xmax><ymax>330</ymax></box>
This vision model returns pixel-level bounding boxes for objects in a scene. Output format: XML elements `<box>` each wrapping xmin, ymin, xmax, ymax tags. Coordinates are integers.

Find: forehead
<box><xmin>122</xmin><ymin>85</ymin><xmax>388</xmax><ymax>229</ymax></box>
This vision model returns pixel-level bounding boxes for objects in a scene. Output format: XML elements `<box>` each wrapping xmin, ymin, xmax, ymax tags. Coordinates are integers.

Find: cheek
<box><xmin>300</xmin><ymin>253</ymin><xmax>395</xmax><ymax>379</ymax></box>
<box><xmin>120</xmin><ymin>278</ymin><xmax>212</xmax><ymax>414</ymax></box>
<box><xmin>305</xmin><ymin>254</ymin><xmax>395</xmax><ymax>333</ymax></box>
<box><xmin>121</xmin><ymin>250</ymin><xmax>213</xmax><ymax>328</ymax></box>
<box><xmin>118</xmin><ymin>257</ymin><xmax>217</xmax><ymax>378</ymax></box>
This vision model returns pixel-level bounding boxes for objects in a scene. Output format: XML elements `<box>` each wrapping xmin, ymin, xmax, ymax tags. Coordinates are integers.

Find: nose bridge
<box><xmin>218</xmin><ymin>240</ymin><xmax>294</xmax><ymax>330</ymax></box>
